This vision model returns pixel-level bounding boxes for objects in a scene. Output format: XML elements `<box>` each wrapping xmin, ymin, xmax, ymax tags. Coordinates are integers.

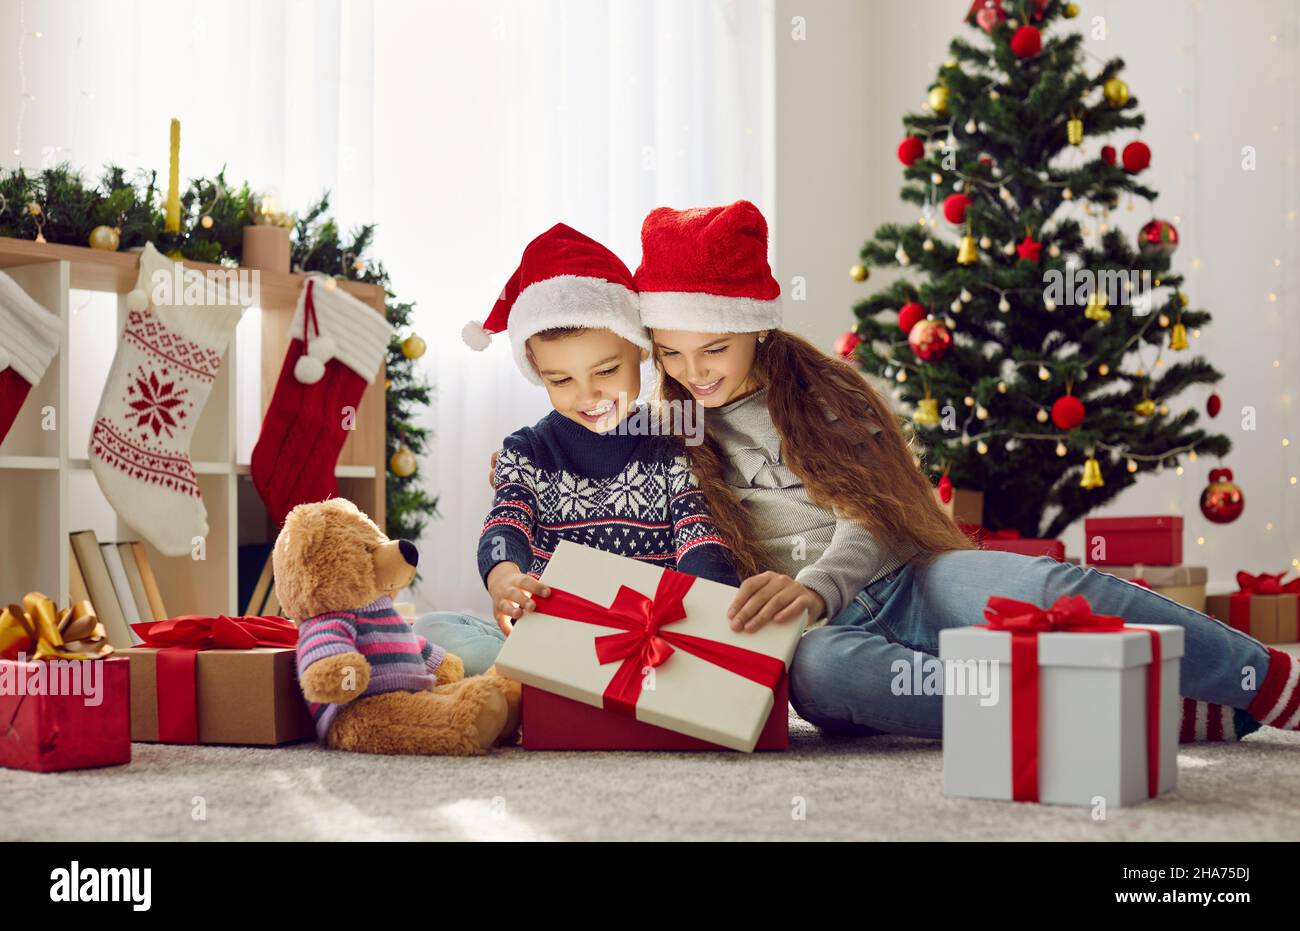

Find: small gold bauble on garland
<box><xmin>928</xmin><ymin>85</ymin><xmax>950</xmax><ymax>114</ymax></box>
<box><xmin>849</xmin><ymin>263</ymin><xmax>869</xmax><ymax>282</ymax></box>
<box><xmin>1134</xmin><ymin>398</ymin><xmax>1156</xmax><ymax>417</ymax></box>
<box><xmin>401</xmin><ymin>334</ymin><xmax>427</xmax><ymax>360</ymax></box>
<box><xmin>1064</xmin><ymin>2</ymin><xmax>1080</xmax><ymax>17</ymax></box>
<box><xmin>389</xmin><ymin>445</ymin><xmax>418</xmax><ymax>477</ymax></box>
<box><xmin>1103</xmin><ymin>77</ymin><xmax>1130</xmax><ymax>108</ymax></box>
<box><xmin>1084</xmin><ymin>290</ymin><xmax>1110</xmax><ymax>322</ymax></box>
<box><xmin>88</xmin><ymin>225</ymin><xmax>121</xmax><ymax>251</ymax></box>
<box><xmin>1080</xmin><ymin>455</ymin><xmax>1104</xmax><ymax>489</ymax></box>
<box><xmin>1066</xmin><ymin>116</ymin><xmax>1084</xmax><ymax>146</ymax></box>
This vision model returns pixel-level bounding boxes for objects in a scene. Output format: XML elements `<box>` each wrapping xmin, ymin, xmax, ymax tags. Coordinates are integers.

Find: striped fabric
<box><xmin>295</xmin><ymin>595</ymin><xmax>446</xmax><ymax>741</ymax></box>
<box><xmin>1247</xmin><ymin>647</ymin><xmax>1300</xmax><ymax>731</ymax></box>
<box><xmin>1179</xmin><ymin>699</ymin><xmax>1244</xmax><ymax>742</ymax></box>
<box><xmin>708</xmin><ymin>387</ymin><xmax>919</xmax><ymax>623</ymax></box>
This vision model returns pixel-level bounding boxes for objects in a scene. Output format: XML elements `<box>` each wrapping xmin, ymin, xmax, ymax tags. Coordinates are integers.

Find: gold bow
<box><xmin>0</xmin><ymin>592</ymin><xmax>114</xmax><ymax>661</ymax></box>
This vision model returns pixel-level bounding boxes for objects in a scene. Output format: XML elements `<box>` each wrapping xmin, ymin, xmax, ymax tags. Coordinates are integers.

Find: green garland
<box><xmin>0</xmin><ymin>162</ymin><xmax>438</xmax><ymax>539</ymax></box>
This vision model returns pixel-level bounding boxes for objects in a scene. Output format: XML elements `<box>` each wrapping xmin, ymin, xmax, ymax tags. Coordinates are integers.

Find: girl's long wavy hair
<box><xmin>655</xmin><ymin>329</ymin><xmax>975</xmax><ymax>579</ymax></box>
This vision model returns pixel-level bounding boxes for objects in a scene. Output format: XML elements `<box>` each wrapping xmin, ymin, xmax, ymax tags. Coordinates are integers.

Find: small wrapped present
<box><xmin>1084</xmin><ymin>515</ymin><xmax>1183</xmax><ymax>566</ymax></box>
<box><xmin>494</xmin><ymin>541</ymin><xmax>804</xmax><ymax>753</ymax></box>
<box><xmin>1207</xmin><ymin>572</ymin><xmax>1299</xmax><ymax>644</ymax></box>
<box><xmin>1101</xmin><ymin>565</ymin><xmax>1207</xmax><ymax>613</ymax></box>
<box><xmin>940</xmin><ymin>594</ymin><xmax>1183</xmax><ymax>808</ymax></box>
<box><xmin>936</xmin><ymin>487</ymin><xmax>984</xmax><ymax>525</ymax></box>
<box><xmin>120</xmin><ymin>614</ymin><xmax>315</xmax><ymax>745</ymax></box>
<box><xmin>0</xmin><ymin>593</ymin><xmax>129</xmax><ymax>772</ymax></box>
<box><xmin>965</xmin><ymin>528</ymin><xmax>1066</xmax><ymax>561</ymax></box>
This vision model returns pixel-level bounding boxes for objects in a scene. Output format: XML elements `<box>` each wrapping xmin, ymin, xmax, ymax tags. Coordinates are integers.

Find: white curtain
<box><xmin>0</xmin><ymin>0</ymin><xmax>775</xmax><ymax>616</ymax></box>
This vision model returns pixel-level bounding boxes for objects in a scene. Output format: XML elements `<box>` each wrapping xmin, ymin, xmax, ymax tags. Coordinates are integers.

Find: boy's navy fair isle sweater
<box><xmin>478</xmin><ymin>408</ymin><xmax>740</xmax><ymax>588</ymax></box>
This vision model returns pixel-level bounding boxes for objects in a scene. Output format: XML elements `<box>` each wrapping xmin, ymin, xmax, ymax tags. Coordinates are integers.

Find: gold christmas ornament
<box><xmin>389</xmin><ymin>446</ymin><xmax>417</xmax><ymax>477</ymax></box>
<box><xmin>1066</xmin><ymin>117</ymin><xmax>1084</xmax><ymax>146</ymax></box>
<box><xmin>928</xmin><ymin>86</ymin><xmax>950</xmax><ymax>114</ymax></box>
<box><xmin>956</xmin><ymin>234</ymin><xmax>979</xmax><ymax>265</ymax></box>
<box><xmin>200</xmin><ymin>214</ymin><xmax>215</xmax><ymax>229</ymax></box>
<box><xmin>850</xmin><ymin>263</ymin><xmax>868</xmax><ymax>282</ymax></box>
<box><xmin>401</xmin><ymin>335</ymin><xmax>427</xmax><ymax>360</ymax></box>
<box><xmin>1084</xmin><ymin>291</ymin><xmax>1111</xmax><ymax>322</ymax></box>
<box><xmin>1103</xmin><ymin>77</ymin><xmax>1130</xmax><ymax>108</ymax></box>
<box><xmin>88</xmin><ymin>225</ymin><xmax>120</xmax><ymax>251</ymax></box>
<box><xmin>1080</xmin><ymin>456</ymin><xmax>1105</xmax><ymax>489</ymax></box>
<box><xmin>1169</xmin><ymin>322</ymin><xmax>1189</xmax><ymax>350</ymax></box>
<box><xmin>1064</xmin><ymin>2</ymin><xmax>1080</xmax><ymax>17</ymax></box>
<box><xmin>1134</xmin><ymin>398</ymin><xmax>1156</xmax><ymax>417</ymax></box>
<box><xmin>914</xmin><ymin>397</ymin><xmax>941</xmax><ymax>427</ymax></box>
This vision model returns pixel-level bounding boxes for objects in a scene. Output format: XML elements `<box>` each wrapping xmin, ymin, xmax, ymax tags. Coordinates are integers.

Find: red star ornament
<box><xmin>1016</xmin><ymin>233</ymin><xmax>1042</xmax><ymax>263</ymax></box>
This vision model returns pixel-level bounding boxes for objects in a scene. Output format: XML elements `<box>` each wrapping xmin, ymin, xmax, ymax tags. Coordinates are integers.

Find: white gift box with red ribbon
<box><xmin>940</xmin><ymin>595</ymin><xmax>1184</xmax><ymax>808</ymax></box>
<box><xmin>493</xmin><ymin>541</ymin><xmax>806</xmax><ymax>752</ymax></box>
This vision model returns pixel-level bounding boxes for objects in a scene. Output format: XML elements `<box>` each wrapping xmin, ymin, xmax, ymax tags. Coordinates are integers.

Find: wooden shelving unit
<box><xmin>0</xmin><ymin>236</ymin><xmax>389</xmax><ymax>616</ymax></box>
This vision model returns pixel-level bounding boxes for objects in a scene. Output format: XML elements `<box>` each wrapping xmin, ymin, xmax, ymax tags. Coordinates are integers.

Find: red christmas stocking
<box><xmin>0</xmin><ymin>270</ymin><xmax>61</xmax><ymax>446</ymax></box>
<box><xmin>251</xmin><ymin>276</ymin><xmax>393</xmax><ymax>524</ymax></box>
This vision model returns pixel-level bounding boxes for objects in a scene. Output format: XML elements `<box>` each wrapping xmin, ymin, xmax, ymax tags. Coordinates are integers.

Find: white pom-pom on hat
<box><xmin>126</xmin><ymin>288</ymin><xmax>150</xmax><ymax>312</ymax></box>
<box><xmin>294</xmin><ymin>355</ymin><xmax>326</xmax><ymax>384</ymax></box>
<box><xmin>462</xmin><ymin>320</ymin><xmax>492</xmax><ymax>351</ymax></box>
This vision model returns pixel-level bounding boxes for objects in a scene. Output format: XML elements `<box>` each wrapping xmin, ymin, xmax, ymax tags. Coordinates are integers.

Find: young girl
<box><xmin>636</xmin><ymin>199</ymin><xmax>1298</xmax><ymax>744</ymax></box>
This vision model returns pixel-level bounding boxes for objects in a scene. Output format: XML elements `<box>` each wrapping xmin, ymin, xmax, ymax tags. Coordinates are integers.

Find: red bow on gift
<box><xmin>129</xmin><ymin>615</ymin><xmax>298</xmax><ymax>743</ymax></box>
<box><xmin>533</xmin><ymin>569</ymin><xmax>787</xmax><ymax>717</ymax></box>
<box><xmin>980</xmin><ymin>594</ymin><xmax>1163</xmax><ymax>804</ymax></box>
<box><xmin>1235</xmin><ymin>571</ymin><xmax>1300</xmax><ymax>596</ymax></box>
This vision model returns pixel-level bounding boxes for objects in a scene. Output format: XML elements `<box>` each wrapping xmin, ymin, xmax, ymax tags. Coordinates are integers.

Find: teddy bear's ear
<box><xmin>272</xmin><ymin>503</ymin><xmax>326</xmax><ymax>620</ymax></box>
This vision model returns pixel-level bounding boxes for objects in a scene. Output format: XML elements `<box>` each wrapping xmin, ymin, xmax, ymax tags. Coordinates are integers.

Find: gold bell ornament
<box><xmin>1084</xmin><ymin>290</ymin><xmax>1111</xmax><ymax>322</ymax></box>
<box><xmin>1169</xmin><ymin>321</ymin><xmax>1188</xmax><ymax>350</ymax></box>
<box><xmin>1066</xmin><ymin>116</ymin><xmax>1084</xmax><ymax>146</ymax></box>
<box><xmin>914</xmin><ymin>396</ymin><xmax>941</xmax><ymax>428</ymax></box>
<box><xmin>1080</xmin><ymin>455</ymin><xmax>1105</xmax><ymax>490</ymax></box>
<box><xmin>956</xmin><ymin>232</ymin><xmax>979</xmax><ymax>266</ymax></box>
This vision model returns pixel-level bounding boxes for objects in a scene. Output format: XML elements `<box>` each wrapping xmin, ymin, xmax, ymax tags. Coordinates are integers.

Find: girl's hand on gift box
<box><xmin>726</xmin><ymin>572</ymin><xmax>825</xmax><ymax>633</ymax></box>
<box><xmin>486</xmin><ymin>561</ymin><xmax>551</xmax><ymax>635</ymax></box>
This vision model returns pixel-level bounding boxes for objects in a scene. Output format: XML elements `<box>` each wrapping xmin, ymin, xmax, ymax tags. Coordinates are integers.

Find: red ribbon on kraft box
<box><xmin>980</xmin><ymin>594</ymin><xmax>1164</xmax><ymax>804</ymax></box>
<box><xmin>531</xmin><ymin>567</ymin><xmax>787</xmax><ymax>717</ymax></box>
<box><xmin>129</xmin><ymin>615</ymin><xmax>298</xmax><ymax>743</ymax></box>
<box><xmin>1226</xmin><ymin>570</ymin><xmax>1300</xmax><ymax>633</ymax></box>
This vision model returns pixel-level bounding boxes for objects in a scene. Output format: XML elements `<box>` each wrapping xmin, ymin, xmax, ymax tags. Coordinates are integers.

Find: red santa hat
<box><xmin>463</xmin><ymin>223</ymin><xmax>648</xmax><ymax>384</ymax></box>
<box><xmin>632</xmin><ymin>200</ymin><xmax>782</xmax><ymax>333</ymax></box>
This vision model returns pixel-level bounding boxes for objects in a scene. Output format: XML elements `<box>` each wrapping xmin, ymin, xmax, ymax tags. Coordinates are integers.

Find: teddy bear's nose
<box><xmin>398</xmin><ymin>539</ymin><xmax>419</xmax><ymax>568</ymax></box>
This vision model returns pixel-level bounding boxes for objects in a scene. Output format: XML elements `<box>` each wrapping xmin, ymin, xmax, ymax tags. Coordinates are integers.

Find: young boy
<box><xmin>460</xmin><ymin>222</ymin><xmax>739</xmax><ymax>637</ymax></box>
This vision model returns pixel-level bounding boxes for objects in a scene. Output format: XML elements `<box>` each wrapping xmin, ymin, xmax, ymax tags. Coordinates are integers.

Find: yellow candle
<box><xmin>165</xmin><ymin>118</ymin><xmax>180</xmax><ymax>233</ymax></box>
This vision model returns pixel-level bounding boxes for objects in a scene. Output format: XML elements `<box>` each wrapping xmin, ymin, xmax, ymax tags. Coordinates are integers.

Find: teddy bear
<box><xmin>273</xmin><ymin>497</ymin><xmax>521</xmax><ymax>755</ymax></box>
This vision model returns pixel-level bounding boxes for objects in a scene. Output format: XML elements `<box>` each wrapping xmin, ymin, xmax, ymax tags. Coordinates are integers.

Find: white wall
<box><xmin>772</xmin><ymin>0</ymin><xmax>1300</xmax><ymax>589</ymax></box>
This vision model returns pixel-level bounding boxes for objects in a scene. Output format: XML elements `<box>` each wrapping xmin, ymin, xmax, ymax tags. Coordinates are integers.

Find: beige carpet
<box><xmin>4</xmin><ymin>708</ymin><xmax>1299</xmax><ymax>841</ymax></box>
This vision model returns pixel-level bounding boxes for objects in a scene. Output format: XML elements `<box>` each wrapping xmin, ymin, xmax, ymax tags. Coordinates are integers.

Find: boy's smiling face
<box><xmin>526</xmin><ymin>328</ymin><xmax>645</xmax><ymax>432</ymax></box>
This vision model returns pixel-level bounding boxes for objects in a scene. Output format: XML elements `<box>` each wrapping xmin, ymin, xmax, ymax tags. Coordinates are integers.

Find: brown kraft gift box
<box><xmin>1100</xmin><ymin>565</ymin><xmax>1207</xmax><ymax>614</ymax></box>
<box><xmin>121</xmin><ymin>646</ymin><xmax>315</xmax><ymax>745</ymax></box>
<box><xmin>1205</xmin><ymin>593</ymin><xmax>1298</xmax><ymax>644</ymax></box>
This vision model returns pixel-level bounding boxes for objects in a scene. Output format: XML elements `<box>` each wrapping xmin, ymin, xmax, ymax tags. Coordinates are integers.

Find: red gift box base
<box><xmin>980</xmin><ymin>539</ymin><xmax>1066</xmax><ymax>561</ymax></box>
<box><xmin>521</xmin><ymin>678</ymin><xmax>789</xmax><ymax>751</ymax></box>
<box><xmin>0</xmin><ymin>657</ymin><xmax>131</xmax><ymax>772</ymax></box>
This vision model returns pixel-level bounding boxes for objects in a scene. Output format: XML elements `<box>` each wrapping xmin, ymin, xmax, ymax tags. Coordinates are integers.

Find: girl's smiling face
<box><xmin>651</xmin><ymin>329</ymin><xmax>765</xmax><ymax>408</ymax></box>
<box><xmin>526</xmin><ymin>328</ymin><xmax>645</xmax><ymax>432</ymax></box>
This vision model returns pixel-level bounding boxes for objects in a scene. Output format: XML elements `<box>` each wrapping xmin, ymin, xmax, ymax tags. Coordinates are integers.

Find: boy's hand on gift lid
<box><xmin>486</xmin><ymin>562</ymin><xmax>551</xmax><ymax>635</ymax></box>
<box><xmin>726</xmin><ymin>572</ymin><xmax>824</xmax><ymax>633</ymax></box>
<box><xmin>488</xmin><ymin>449</ymin><xmax>501</xmax><ymax>489</ymax></box>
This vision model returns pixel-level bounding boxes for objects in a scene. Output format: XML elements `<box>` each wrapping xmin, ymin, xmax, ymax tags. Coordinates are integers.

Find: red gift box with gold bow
<box><xmin>494</xmin><ymin>541</ymin><xmax>804</xmax><ymax>753</ymax></box>
<box><xmin>1206</xmin><ymin>572</ymin><xmax>1299</xmax><ymax>644</ymax></box>
<box><xmin>118</xmin><ymin>613</ymin><xmax>315</xmax><ymax>745</ymax></box>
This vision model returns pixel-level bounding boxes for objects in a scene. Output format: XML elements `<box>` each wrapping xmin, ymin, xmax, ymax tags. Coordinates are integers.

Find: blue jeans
<box><xmin>410</xmin><ymin>611</ymin><xmax>505</xmax><ymax>677</ymax></box>
<box><xmin>789</xmin><ymin>550</ymin><xmax>1270</xmax><ymax>740</ymax></box>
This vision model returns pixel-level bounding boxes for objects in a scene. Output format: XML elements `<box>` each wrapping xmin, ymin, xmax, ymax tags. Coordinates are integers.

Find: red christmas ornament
<box><xmin>1122</xmin><ymin>140</ymin><xmax>1151</xmax><ymax>173</ymax></box>
<box><xmin>834</xmin><ymin>330</ymin><xmax>862</xmax><ymax>360</ymax></box>
<box><xmin>979</xmin><ymin>155</ymin><xmax>994</xmax><ymax>168</ymax></box>
<box><xmin>1051</xmin><ymin>394</ymin><xmax>1086</xmax><ymax>430</ymax></box>
<box><xmin>1138</xmin><ymin>219</ymin><xmax>1179</xmax><ymax>257</ymax></box>
<box><xmin>1010</xmin><ymin>25</ymin><xmax>1042</xmax><ymax>59</ymax></box>
<box><xmin>1016</xmin><ymin>233</ymin><xmax>1043</xmax><ymax>263</ymax></box>
<box><xmin>938</xmin><ymin>473</ymin><xmax>954</xmax><ymax>504</ymax></box>
<box><xmin>898</xmin><ymin>136</ymin><xmax>925</xmax><ymax>166</ymax></box>
<box><xmin>943</xmin><ymin>193</ymin><xmax>972</xmax><ymax>225</ymax></box>
<box><xmin>1200</xmin><ymin>468</ymin><xmax>1244</xmax><ymax>524</ymax></box>
<box><xmin>1100</xmin><ymin>145</ymin><xmax>1117</xmax><ymax>166</ymax></box>
<box><xmin>1206</xmin><ymin>392</ymin><xmax>1222</xmax><ymax>418</ymax></box>
<box><xmin>908</xmin><ymin>319</ymin><xmax>953</xmax><ymax>363</ymax></box>
<box><xmin>898</xmin><ymin>301</ymin><xmax>927</xmax><ymax>334</ymax></box>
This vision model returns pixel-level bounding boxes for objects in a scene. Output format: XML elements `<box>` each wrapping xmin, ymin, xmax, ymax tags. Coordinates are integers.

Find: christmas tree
<box><xmin>843</xmin><ymin>0</ymin><xmax>1231</xmax><ymax>539</ymax></box>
